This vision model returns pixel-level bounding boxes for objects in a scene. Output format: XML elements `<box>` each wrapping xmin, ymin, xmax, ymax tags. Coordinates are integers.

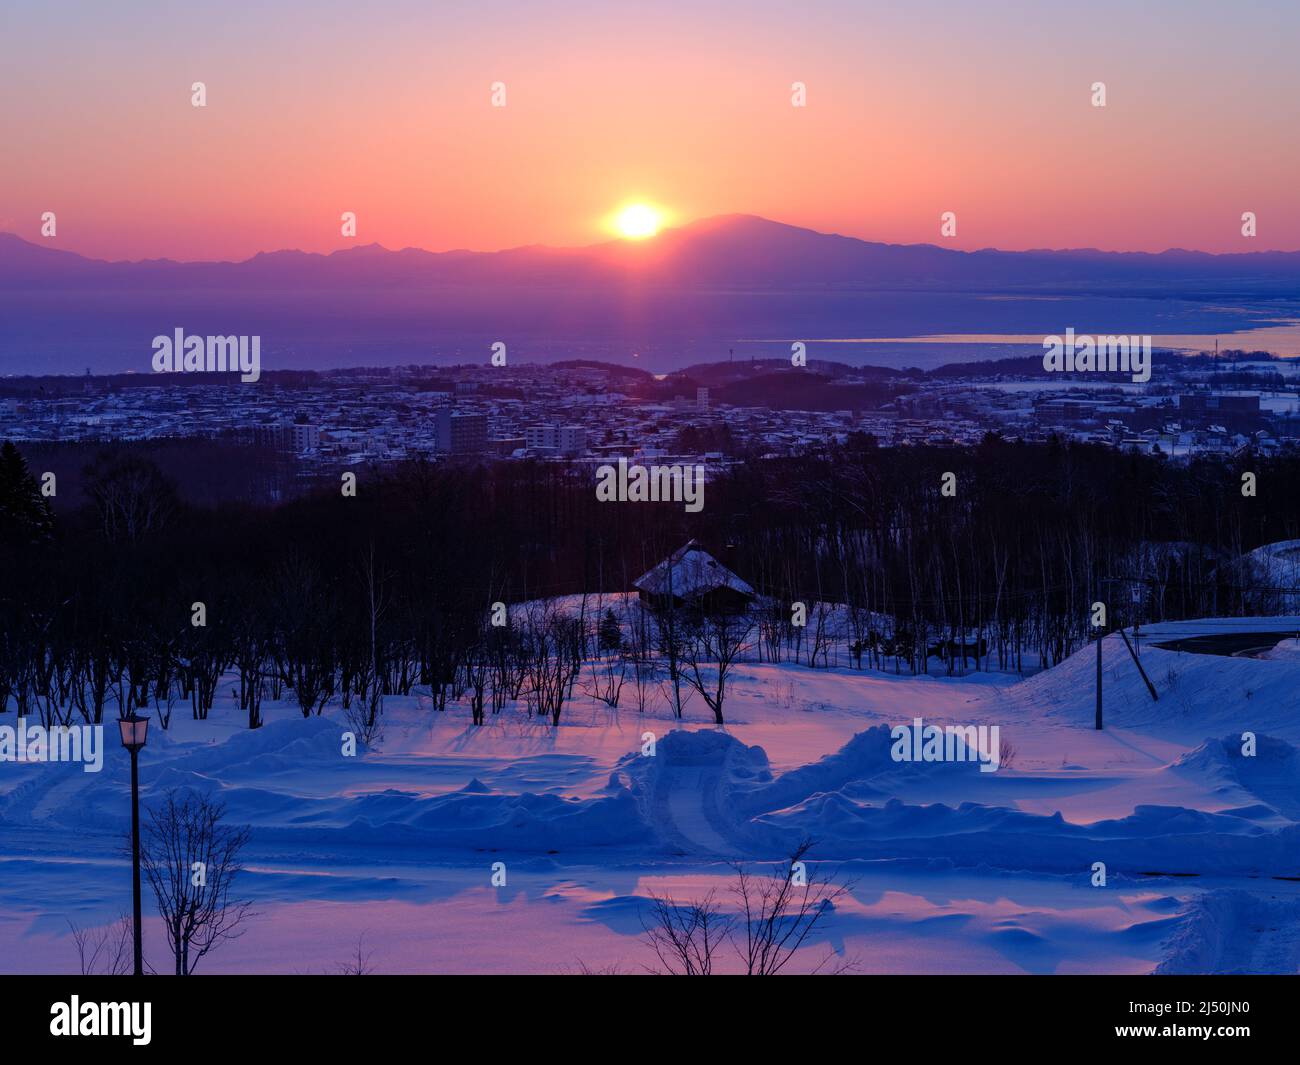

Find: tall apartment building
<box><xmin>435</xmin><ymin>408</ymin><xmax>489</xmax><ymax>455</ymax></box>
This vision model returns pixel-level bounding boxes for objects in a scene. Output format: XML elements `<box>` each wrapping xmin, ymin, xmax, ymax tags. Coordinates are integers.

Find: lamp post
<box><xmin>117</xmin><ymin>714</ymin><xmax>149</xmax><ymax>976</ymax></box>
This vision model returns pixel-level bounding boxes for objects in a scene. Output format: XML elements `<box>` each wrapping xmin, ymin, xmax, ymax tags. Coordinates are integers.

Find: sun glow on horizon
<box><xmin>610</xmin><ymin>202</ymin><xmax>665</xmax><ymax>240</ymax></box>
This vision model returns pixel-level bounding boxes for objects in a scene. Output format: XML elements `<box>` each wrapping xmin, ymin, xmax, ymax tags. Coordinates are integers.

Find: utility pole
<box><xmin>1117</xmin><ymin>627</ymin><xmax>1159</xmax><ymax>702</ymax></box>
<box><xmin>1094</xmin><ymin>577</ymin><xmax>1160</xmax><ymax>733</ymax></box>
<box><xmin>1095</xmin><ymin>625</ymin><xmax>1103</xmax><ymax>730</ymax></box>
<box><xmin>1131</xmin><ymin>584</ymin><xmax>1142</xmax><ymax>660</ymax></box>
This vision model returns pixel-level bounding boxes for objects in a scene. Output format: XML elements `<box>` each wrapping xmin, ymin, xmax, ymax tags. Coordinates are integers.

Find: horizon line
<box><xmin>7</xmin><ymin>213</ymin><xmax>1300</xmax><ymax>266</ymax></box>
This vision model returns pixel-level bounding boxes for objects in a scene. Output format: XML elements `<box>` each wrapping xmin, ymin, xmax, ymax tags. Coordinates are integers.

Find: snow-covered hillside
<box><xmin>3</xmin><ymin>615</ymin><xmax>1299</xmax><ymax>975</ymax></box>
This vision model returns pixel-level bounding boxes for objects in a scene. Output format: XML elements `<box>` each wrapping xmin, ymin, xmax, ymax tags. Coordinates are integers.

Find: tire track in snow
<box><xmin>661</xmin><ymin>765</ymin><xmax>736</xmax><ymax>856</ymax></box>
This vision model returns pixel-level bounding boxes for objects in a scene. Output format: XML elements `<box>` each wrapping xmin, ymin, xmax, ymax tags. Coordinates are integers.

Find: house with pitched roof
<box><xmin>632</xmin><ymin>539</ymin><xmax>755</xmax><ymax>614</ymax></box>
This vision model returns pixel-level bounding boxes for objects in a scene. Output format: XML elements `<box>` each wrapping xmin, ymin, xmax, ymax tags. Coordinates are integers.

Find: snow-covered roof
<box><xmin>633</xmin><ymin>540</ymin><xmax>755</xmax><ymax>599</ymax></box>
<box><xmin>1244</xmin><ymin>539</ymin><xmax>1300</xmax><ymax>582</ymax></box>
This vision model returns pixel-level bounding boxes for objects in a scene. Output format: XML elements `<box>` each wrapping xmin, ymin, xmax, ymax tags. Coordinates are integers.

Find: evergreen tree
<box><xmin>598</xmin><ymin>608</ymin><xmax>622</xmax><ymax>653</ymax></box>
<box><xmin>0</xmin><ymin>441</ymin><xmax>54</xmax><ymax>543</ymax></box>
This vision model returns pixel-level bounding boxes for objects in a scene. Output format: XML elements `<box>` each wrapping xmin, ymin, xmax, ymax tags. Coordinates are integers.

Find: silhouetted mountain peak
<box><xmin>4</xmin><ymin>216</ymin><xmax>1300</xmax><ymax>290</ymax></box>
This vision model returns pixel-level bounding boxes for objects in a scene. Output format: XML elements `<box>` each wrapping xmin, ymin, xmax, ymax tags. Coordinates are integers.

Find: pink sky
<box><xmin>3</xmin><ymin>0</ymin><xmax>1298</xmax><ymax>260</ymax></box>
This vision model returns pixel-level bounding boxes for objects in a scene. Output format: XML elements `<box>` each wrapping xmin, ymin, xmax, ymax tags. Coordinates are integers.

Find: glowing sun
<box><xmin>611</xmin><ymin>202</ymin><xmax>664</xmax><ymax>240</ymax></box>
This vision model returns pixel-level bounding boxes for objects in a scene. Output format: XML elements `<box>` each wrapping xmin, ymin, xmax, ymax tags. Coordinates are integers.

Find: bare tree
<box><xmin>337</xmin><ymin>932</ymin><xmax>376</xmax><ymax>975</ymax></box>
<box><xmin>342</xmin><ymin>683</ymin><xmax>384</xmax><ymax>747</ymax></box>
<box><xmin>581</xmin><ymin>641</ymin><xmax>627</xmax><ymax>709</ymax></box>
<box><xmin>652</xmin><ymin>601</ymin><xmax>691</xmax><ymax>720</ymax></box>
<box><xmin>679</xmin><ymin>609</ymin><xmax>755</xmax><ymax>724</ymax></box>
<box><xmin>640</xmin><ymin>890</ymin><xmax>730</xmax><ymax>975</ymax></box>
<box><xmin>520</xmin><ymin>609</ymin><xmax>583</xmax><ymax>726</ymax></box>
<box><xmin>731</xmin><ymin>840</ymin><xmax>853</xmax><ymax>975</ymax></box>
<box><xmin>569</xmin><ymin>960</ymin><xmax>627</xmax><ymax>975</ymax></box>
<box><xmin>82</xmin><ymin>452</ymin><xmax>178</xmax><ymax>543</ymax></box>
<box><xmin>139</xmin><ymin>789</ymin><xmax>255</xmax><ymax>975</ymax></box>
<box><xmin>152</xmin><ymin>675</ymin><xmax>179</xmax><ymax>732</ymax></box>
<box><xmin>636</xmin><ymin>843</ymin><xmax>856</xmax><ymax>975</ymax></box>
<box><xmin>804</xmin><ymin>600</ymin><xmax>833</xmax><ymax>668</ymax></box>
<box><xmin>358</xmin><ymin>542</ymin><xmax>390</xmax><ymax>733</ymax></box>
<box><xmin>69</xmin><ymin>914</ymin><xmax>134</xmax><ymax>975</ymax></box>
<box><xmin>463</xmin><ymin>636</ymin><xmax>491</xmax><ymax>726</ymax></box>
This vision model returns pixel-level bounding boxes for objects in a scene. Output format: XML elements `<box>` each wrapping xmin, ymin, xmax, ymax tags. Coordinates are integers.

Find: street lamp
<box><xmin>117</xmin><ymin>714</ymin><xmax>149</xmax><ymax>976</ymax></box>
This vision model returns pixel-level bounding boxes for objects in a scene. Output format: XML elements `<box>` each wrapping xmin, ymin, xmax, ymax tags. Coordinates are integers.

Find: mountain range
<box><xmin>6</xmin><ymin>214</ymin><xmax>1300</xmax><ymax>291</ymax></box>
<box><xmin>4</xmin><ymin>215</ymin><xmax>1297</xmax><ymax>377</ymax></box>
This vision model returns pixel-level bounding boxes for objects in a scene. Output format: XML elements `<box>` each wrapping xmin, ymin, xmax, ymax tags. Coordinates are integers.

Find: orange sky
<box><xmin>3</xmin><ymin>0</ymin><xmax>1298</xmax><ymax>260</ymax></box>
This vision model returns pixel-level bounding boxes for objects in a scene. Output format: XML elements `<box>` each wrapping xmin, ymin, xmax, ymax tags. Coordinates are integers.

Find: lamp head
<box><xmin>118</xmin><ymin>714</ymin><xmax>149</xmax><ymax>752</ymax></box>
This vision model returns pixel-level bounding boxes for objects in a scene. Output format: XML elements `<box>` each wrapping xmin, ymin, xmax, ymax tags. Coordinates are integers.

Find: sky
<box><xmin>2</xmin><ymin>0</ymin><xmax>1299</xmax><ymax>261</ymax></box>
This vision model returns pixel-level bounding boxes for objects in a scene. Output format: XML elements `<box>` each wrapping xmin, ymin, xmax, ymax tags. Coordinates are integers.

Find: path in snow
<box><xmin>658</xmin><ymin>764</ymin><xmax>739</xmax><ymax>858</ymax></box>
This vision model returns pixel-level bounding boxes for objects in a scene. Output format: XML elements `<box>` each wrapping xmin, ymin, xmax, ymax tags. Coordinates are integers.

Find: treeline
<box><xmin>15</xmin><ymin>437</ymin><xmax>292</xmax><ymax>510</ymax></box>
<box><xmin>0</xmin><ymin>435</ymin><xmax>1295</xmax><ymax>730</ymax></box>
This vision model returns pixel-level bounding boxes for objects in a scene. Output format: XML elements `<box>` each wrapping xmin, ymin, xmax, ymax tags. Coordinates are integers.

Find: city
<box><xmin>3</xmin><ymin>349</ymin><xmax>1296</xmax><ymax>493</ymax></box>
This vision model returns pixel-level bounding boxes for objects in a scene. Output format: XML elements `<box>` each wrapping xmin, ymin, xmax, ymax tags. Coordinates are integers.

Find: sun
<box><xmin>611</xmin><ymin>202</ymin><xmax>664</xmax><ymax>240</ymax></box>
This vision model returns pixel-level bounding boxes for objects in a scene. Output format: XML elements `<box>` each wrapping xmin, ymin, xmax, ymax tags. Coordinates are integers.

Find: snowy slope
<box><xmin>3</xmin><ymin>614</ymin><xmax>1300</xmax><ymax>974</ymax></box>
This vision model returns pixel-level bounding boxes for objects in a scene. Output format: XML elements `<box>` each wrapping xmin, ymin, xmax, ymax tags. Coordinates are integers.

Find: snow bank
<box><xmin>332</xmin><ymin>785</ymin><xmax>654</xmax><ymax>852</ymax></box>
<box><xmin>1157</xmin><ymin>889</ymin><xmax>1300</xmax><ymax>974</ymax></box>
<box><xmin>1011</xmin><ymin>629</ymin><xmax>1300</xmax><ymax>736</ymax></box>
<box><xmin>1</xmin><ymin>714</ymin><xmax>655</xmax><ymax>856</ymax></box>
<box><xmin>1172</xmin><ymin>733</ymin><xmax>1300</xmax><ymax>820</ymax></box>
<box><xmin>748</xmin><ymin>794</ymin><xmax>1300</xmax><ymax>876</ymax></box>
<box><xmin>728</xmin><ymin>724</ymin><xmax>985</xmax><ymax>819</ymax></box>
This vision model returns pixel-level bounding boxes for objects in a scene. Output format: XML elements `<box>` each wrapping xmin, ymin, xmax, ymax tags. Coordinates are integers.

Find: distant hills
<box><xmin>5</xmin><ymin>215</ymin><xmax>1298</xmax><ymax>377</ymax></box>
<box><xmin>6</xmin><ymin>214</ymin><xmax>1300</xmax><ymax>290</ymax></box>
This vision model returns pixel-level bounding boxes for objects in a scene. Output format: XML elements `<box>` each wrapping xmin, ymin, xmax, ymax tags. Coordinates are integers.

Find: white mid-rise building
<box><xmin>558</xmin><ymin>425</ymin><xmax>587</xmax><ymax>454</ymax></box>
<box><xmin>525</xmin><ymin>424</ymin><xmax>557</xmax><ymax>450</ymax></box>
